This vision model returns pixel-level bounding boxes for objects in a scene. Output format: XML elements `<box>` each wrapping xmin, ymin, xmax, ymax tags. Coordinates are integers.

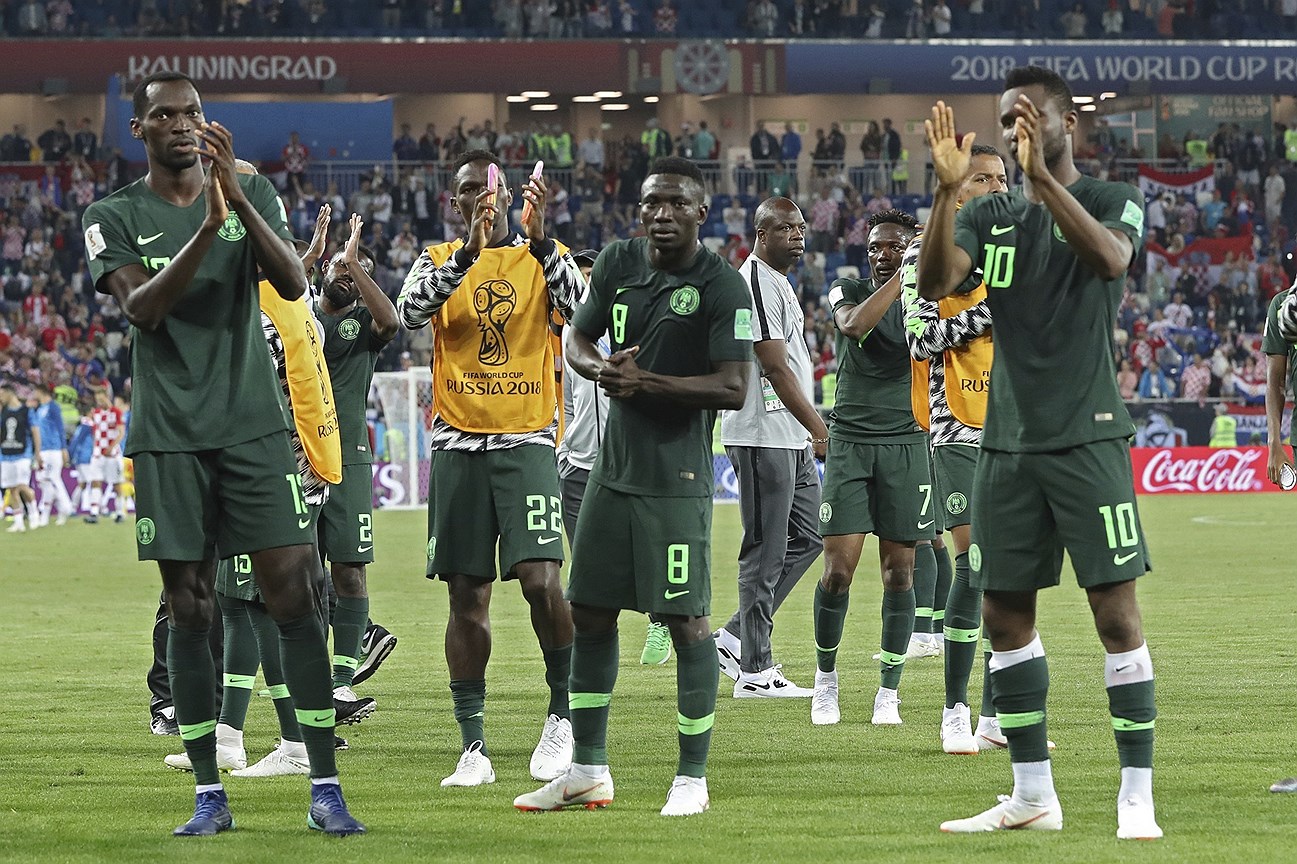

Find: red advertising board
<box><xmin>1131</xmin><ymin>446</ymin><xmax>1277</xmax><ymax>494</ymax></box>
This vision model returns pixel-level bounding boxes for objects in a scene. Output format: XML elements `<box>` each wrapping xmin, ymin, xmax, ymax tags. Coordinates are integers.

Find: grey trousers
<box><xmin>723</xmin><ymin>445</ymin><xmax>824</xmax><ymax>673</ymax></box>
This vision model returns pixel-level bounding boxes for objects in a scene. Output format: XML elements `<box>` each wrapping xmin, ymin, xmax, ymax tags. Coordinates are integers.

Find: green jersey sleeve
<box><xmin>572</xmin><ymin>244</ymin><xmax>615</xmax><ymax>340</ymax></box>
<box><xmin>82</xmin><ymin>200</ymin><xmax>138</xmax><ymax>289</ymax></box>
<box><xmin>952</xmin><ymin>196</ymin><xmax>985</xmax><ymax>272</ymax></box>
<box><xmin>1095</xmin><ymin>182</ymin><xmax>1146</xmax><ymax>258</ymax></box>
<box><xmin>706</xmin><ymin>266</ymin><xmax>755</xmax><ymax>364</ymax></box>
<box><xmin>1263</xmin><ymin>291</ymin><xmax>1290</xmax><ymax>356</ymax></box>
<box><xmin>827</xmin><ymin>277</ymin><xmax>863</xmax><ymax>314</ymax></box>
<box><xmin>246</xmin><ymin>174</ymin><xmax>294</xmax><ymax>244</ymax></box>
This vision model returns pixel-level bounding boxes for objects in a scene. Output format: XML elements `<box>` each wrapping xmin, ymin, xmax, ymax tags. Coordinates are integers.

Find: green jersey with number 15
<box><xmin>953</xmin><ymin>175</ymin><xmax>1144</xmax><ymax>453</ymax></box>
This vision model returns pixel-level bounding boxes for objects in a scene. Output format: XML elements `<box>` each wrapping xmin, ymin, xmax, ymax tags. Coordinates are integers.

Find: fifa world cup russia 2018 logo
<box><xmin>474</xmin><ymin>280</ymin><xmax>517</xmax><ymax>366</ymax></box>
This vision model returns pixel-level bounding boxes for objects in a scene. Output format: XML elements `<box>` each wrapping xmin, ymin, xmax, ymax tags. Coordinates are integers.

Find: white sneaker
<box><xmin>975</xmin><ymin>716</ymin><xmax>1056</xmax><ymax>751</ymax></box>
<box><xmin>810</xmin><ymin>670</ymin><xmax>840</xmax><ymax>725</ymax></box>
<box><xmin>441</xmin><ymin>741</ymin><xmax>496</xmax><ymax>787</ymax></box>
<box><xmin>231</xmin><ymin>740</ymin><xmax>310</xmax><ymax>777</ymax></box>
<box><xmin>55</xmin><ymin>514</ymin><xmax>68</xmax><ymax>526</ymax></box>
<box><xmin>906</xmin><ymin>633</ymin><xmax>943</xmax><ymax>659</ymax></box>
<box><xmin>941</xmin><ymin>704</ymin><xmax>978</xmax><ymax>755</ymax></box>
<box><xmin>940</xmin><ymin>794</ymin><xmax>1063</xmax><ymax>833</ymax></box>
<box><xmin>872</xmin><ymin>688</ymin><xmax>902</xmax><ymax>725</ymax></box>
<box><xmin>1116</xmin><ymin>795</ymin><xmax>1163</xmax><ymax>840</ymax></box>
<box><xmin>660</xmin><ymin>775</ymin><xmax>709</xmax><ymax>816</ymax></box>
<box><xmin>713</xmin><ymin>630</ymin><xmax>741</xmax><ymax>682</ymax></box>
<box><xmin>734</xmin><ymin>665</ymin><xmax>813</xmax><ymax>698</ymax></box>
<box><xmin>514</xmin><ymin>768</ymin><xmax>614</xmax><ymax>811</ymax></box>
<box><xmin>6</xmin><ymin>521</ymin><xmax>24</xmax><ymax>533</ymax></box>
<box><xmin>163</xmin><ymin>742</ymin><xmax>247</xmax><ymax>772</ymax></box>
<box><xmin>529</xmin><ymin>714</ymin><xmax>574</xmax><ymax>781</ymax></box>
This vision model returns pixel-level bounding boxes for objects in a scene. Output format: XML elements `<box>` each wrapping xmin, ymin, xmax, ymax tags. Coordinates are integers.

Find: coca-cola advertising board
<box><xmin>1131</xmin><ymin>446</ymin><xmax>1276</xmax><ymax>494</ymax></box>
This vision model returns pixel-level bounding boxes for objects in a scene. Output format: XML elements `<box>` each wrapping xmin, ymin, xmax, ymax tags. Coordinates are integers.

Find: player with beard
<box><xmin>919</xmin><ymin>66</ymin><xmax>1159</xmax><ymax>839</ymax></box>
<box><xmin>81</xmin><ymin>72</ymin><xmax>363</xmax><ymax>836</ymax></box>
<box><xmin>314</xmin><ymin>211</ymin><xmax>399</xmax><ymax>724</ymax></box>
<box><xmin>810</xmin><ymin>209</ymin><xmax>931</xmax><ymax>729</ymax></box>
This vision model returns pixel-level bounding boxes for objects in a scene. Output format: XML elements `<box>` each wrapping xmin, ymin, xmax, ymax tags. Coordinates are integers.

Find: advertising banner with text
<box><xmin>1131</xmin><ymin>446</ymin><xmax>1278</xmax><ymax>494</ymax></box>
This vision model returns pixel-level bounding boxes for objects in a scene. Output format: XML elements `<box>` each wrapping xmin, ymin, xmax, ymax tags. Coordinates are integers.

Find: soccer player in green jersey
<box><xmin>82</xmin><ymin>72</ymin><xmax>363</xmax><ymax>836</ymax></box>
<box><xmin>514</xmin><ymin>157</ymin><xmax>753</xmax><ymax>816</ymax></box>
<box><xmin>918</xmin><ymin>65</ymin><xmax>1160</xmax><ymax>840</ymax></box>
<box><xmin>315</xmin><ymin>212</ymin><xmax>399</xmax><ymax>723</ymax></box>
<box><xmin>810</xmin><ymin>209</ymin><xmax>932</xmax><ymax>728</ymax></box>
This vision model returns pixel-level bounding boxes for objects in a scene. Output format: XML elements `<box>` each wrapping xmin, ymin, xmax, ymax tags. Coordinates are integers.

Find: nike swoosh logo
<box><xmin>1113</xmin><ymin>663</ymin><xmax>1134</xmax><ymax>674</ymax></box>
<box><xmin>562</xmin><ymin>784</ymin><xmax>602</xmax><ymax>802</ymax></box>
<box><xmin>615</xmin><ymin>286</ymin><xmax>635</xmax><ymax>294</ymax></box>
<box><xmin>298</xmin><ymin>518</ymin><xmax>312</xmax><ymax>529</ymax></box>
<box><xmin>538</xmin><ymin>535</ymin><xmax>560</xmax><ymax>545</ymax></box>
<box><xmin>137</xmin><ymin>232</ymin><xmax>164</xmax><ymax>245</ymax></box>
<box><xmin>1113</xmin><ymin>551</ymin><xmax>1139</xmax><ymax>565</ymax></box>
<box><xmin>236</xmin><ymin>578</ymin><xmax>252</xmax><ymax>586</ymax></box>
<box><xmin>357</xmin><ymin>545</ymin><xmax>373</xmax><ymax>553</ymax></box>
<box><xmin>990</xmin><ymin>225</ymin><xmax>1014</xmax><ymax>236</ymax></box>
<box><xmin>309</xmin><ymin>711</ymin><xmax>334</xmax><ymax>725</ymax></box>
<box><xmin>743</xmin><ymin>682</ymin><xmax>771</xmax><ymax>691</ymax></box>
<box><xmin>664</xmin><ymin>589</ymin><xmax>690</xmax><ymax>600</ymax></box>
<box><xmin>917</xmin><ymin>520</ymin><xmax>934</xmax><ymax>529</ymax></box>
<box><xmin>998</xmin><ymin>810</ymin><xmax>1053</xmax><ymax>829</ymax></box>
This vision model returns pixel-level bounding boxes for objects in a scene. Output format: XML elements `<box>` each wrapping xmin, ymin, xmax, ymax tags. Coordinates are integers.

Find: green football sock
<box><xmin>675</xmin><ymin>637</ymin><xmax>718</xmax><ymax>779</ymax></box>
<box><xmin>276</xmin><ymin>611</ymin><xmax>338</xmax><ymax>778</ymax></box>
<box><xmin>570</xmin><ymin>629</ymin><xmax>618</xmax><ymax>766</ymax></box>
<box><xmin>991</xmin><ymin>654</ymin><xmax>1051</xmax><ymax>764</ymax></box>
<box><xmin>879</xmin><ymin>587</ymin><xmax>915</xmax><ymax>689</ymax></box>
<box><xmin>450</xmin><ymin>679</ymin><xmax>487</xmax><ymax>755</ymax></box>
<box><xmin>933</xmin><ymin>542</ymin><xmax>952</xmax><ymax>633</ymax></box>
<box><xmin>331</xmin><ymin>595</ymin><xmax>368</xmax><ymax>687</ymax></box>
<box><xmin>167</xmin><ymin>623</ymin><xmax>219</xmax><ymax>786</ymax></box>
<box><xmin>1108</xmin><ymin>680</ymin><xmax>1156</xmax><ymax>768</ymax></box>
<box><xmin>543</xmin><ymin>643</ymin><xmax>573</xmax><ymax>720</ymax></box>
<box><xmin>248</xmin><ymin>601</ymin><xmax>302</xmax><ymax>743</ymax></box>
<box><xmin>911</xmin><ymin>543</ymin><xmax>936</xmax><ymax>636</ymax></box>
<box><xmin>217</xmin><ymin>595</ymin><xmax>258</xmax><ymax>731</ymax></box>
<box><xmin>979</xmin><ymin>637</ymin><xmax>995</xmax><ymax>719</ymax></box>
<box><xmin>942</xmin><ymin>552</ymin><xmax>981</xmax><ymax>709</ymax></box>
<box><xmin>814</xmin><ymin>582</ymin><xmax>850</xmax><ymax>673</ymax></box>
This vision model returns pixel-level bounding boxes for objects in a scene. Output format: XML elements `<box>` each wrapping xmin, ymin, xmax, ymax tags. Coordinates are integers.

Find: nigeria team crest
<box><xmin>670</xmin><ymin>285</ymin><xmax>700</xmax><ymax>315</ymax></box>
<box><xmin>136</xmin><ymin>518</ymin><xmax>156</xmax><ymax>545</ymax></box>
<box><xmin>338</xmin><ymin>318</ymin><xmax>362</xmax><ymax>341</ymax></box>
<box><xmin>218</xmin><ymin>212</ymin><xmax>247</xmax><ymax>242</ymax></box>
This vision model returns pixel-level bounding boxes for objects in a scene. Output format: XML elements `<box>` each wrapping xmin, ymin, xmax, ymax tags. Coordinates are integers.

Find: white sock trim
<box><xmin>311</xmin><ymin>775</ymin><xmax>340</xmax><ymax>786</ymax></box>
<box><xmin>1104</xmin><ymin>642</ymin><xmax>1154</xmax><ymax>687</ymax></box>
<box><xmin>195</xmin><ymin>783</ymin><xmax>224</xmax><ymax>794</ymax></box>
<box><xmin>988</xmin><ymin>634</ymin><xmax>1045</xmax><ymax>672</ymax></box>
<box><xmin>571</xmin><ymin>762</ymin><xmax>610</xmax><ymax>779</ymax></box>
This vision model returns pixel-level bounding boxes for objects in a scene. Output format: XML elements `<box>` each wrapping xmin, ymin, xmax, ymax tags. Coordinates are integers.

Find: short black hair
<box><xmin>132</xmin><ymin>72</ymin><xmax>198</xmax><ymax>119</ymax></box>
<box><xmin>1004</xmin><ymin>65</ymin><xmax>1074</xmax><ymax>117</ymax></box>
<box><xmin>358</xmin><ymin>244</ymin><xmax>377</xmax><ymax>267</ymax></box>
<box><xmin>867</xmin><ymin>209</ymin><xmax>919</xmax><ymax>232</ymax></box>
<box><xmin>572</xmin><ymin>248</ymin><xmax>600</xmax><ymax>267</ymax></box>
<box><xmin>970</xmin><ymin>143</ymin><xmax>1003</xmax><ymax>160</ymax></box>
<box><xmin>648</xmin><ymin>157</ymin><xmax>706</xmax><ymax>190</ymax></box>
<box><xmin>451</xmin><ymin>148</ymin><xmax>503</xmax><ymax>178</ymax></box>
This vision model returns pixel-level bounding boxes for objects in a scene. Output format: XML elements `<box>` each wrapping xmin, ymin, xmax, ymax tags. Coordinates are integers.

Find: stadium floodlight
<box><xmin>530</xmin><ymin>103</ymin><xmax>560</xmax><ymax>111</ymax></box>
<box><xmin>1080</xmin><ymin>104</ymin><xmax>1098</xmax><ymax>112</ymax></box>
<box><xmin>601</xmin><ymin>103</ymin><xmax>631</xmax><ymax>111</ymax></box>
<box><xmin>521</xmin><ymin>90</ymin><xmax>550</xmax><ymax>98</ymax></box>
<box><xmin>506</xmin><ymin>95</ymin><xmax>530</xmax><ymax>102</ymax></box>
<box><xmin>572</xmin><ymin>95</ymin><xmax>601</xmax><ymax>102</ymax></box>
<box><xmin>1072</xmin><ymin>95</ymin><xmax>1095</xmax><ymax>104</ymax></box>
<box><xmin>594</xmin><ymin>91</ymin><xmax>622</xmax><ymax>98</ymax></box>
<box><xmin>643</xmin><ymin>96</ymin><xmax>660</xmax><ymax>103</ymax></box>
<box><xmin>1100</xmin><ymin>92</ymin><xmax>1118</xmax><ymax>100</ymax></box>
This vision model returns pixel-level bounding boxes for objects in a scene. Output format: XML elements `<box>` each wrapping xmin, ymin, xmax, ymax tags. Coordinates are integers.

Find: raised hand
<box><xmin>520</xmin><ymin>176</ymin><xmax>548</xmax><ymax>242</ymax></box>
<box><xmin>203</xmin><ymin>162</ymin><xmax>228</xmax><ymax>230</ymax></box>
<box><xmin>925</xmin><ymin>100</ymin><xmax>973</xmax><ymax>191</ymax></box>
<box><xmin>344</xmin><ymin>212</ymin><xmax>364</xmax><ymax>265</ymax></box>
<box><xmin>196</xmin><ymin>121</ymin><xmax>249</xmax><ymax>209</ymax></box>
<box><xmin>462</xmin><ymin>188</ymin><xmax>496</xmax><ymax>257</ymax></box>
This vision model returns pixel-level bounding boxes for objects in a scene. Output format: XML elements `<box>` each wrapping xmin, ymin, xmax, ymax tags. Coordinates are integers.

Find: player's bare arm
<box><xmin>917</xmin><ymin>101</ymin><xmax>974</xmax><ymax>300</ymax></box>
<box><xmin>197</xmin><ymin>120</ymin><xmax>305</xmax><ymax>300</ymax></box>
<box><xmin>520</xmin><ymin>175</ymin><xmax>547</xmax><ymax>243</ymax></box>
<box><xmin>567</xmin><ymin>326</ymin><xmax>609</xmax><ymax>382</ymax></box>
<box><xmin>755</xmin><ymin>338</ymin><xmax>829</xmax><ymax>459</ymax></box>
<box><xmin>1009</xmin><ymin>95</ymin><xmax>1132</xmax><ymax>280</ymax></box>
<box><xmin>835</xmin><ymin>269</ymin><xmax>903</xmax><ymax>340</ymax></box>
<box><xmin>1265</xmin><ymin>353</ymin><xmax>1291</xmax><ymax>485</ymax></box>
<box><xmin>342</xmin><ymin>213</ymin><xmax>400</xmax><ymax>341</ymax></box>
<box><xmin>101</xmin><ymin>167</ymin><xmax>227</xmax><ymax>330</ymax></box>
<box><xmin>598</xmin><ymin>351</ymin><xmax>749</xmax><ymax>411</ymax></box>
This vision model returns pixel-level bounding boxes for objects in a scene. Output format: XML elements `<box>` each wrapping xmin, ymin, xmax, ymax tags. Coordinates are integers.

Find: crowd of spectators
<box><xmin>3</xmin><ymin>0</ymin><xmax>1294</xmax><ymax>40</ymax></box>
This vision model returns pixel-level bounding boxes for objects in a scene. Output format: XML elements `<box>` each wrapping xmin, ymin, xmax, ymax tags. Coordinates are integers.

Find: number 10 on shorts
<box><xmin>1098</xmin><ymin>502</ymin><xmax>1139</xmax><ymax>549</ymax></box>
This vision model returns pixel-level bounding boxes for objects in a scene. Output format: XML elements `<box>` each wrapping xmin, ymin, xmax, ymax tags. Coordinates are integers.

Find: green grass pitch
<box><xmin>2</xmin><ymin>494</ymin><xmax>1296</xmax><ymax>862</ymax></box>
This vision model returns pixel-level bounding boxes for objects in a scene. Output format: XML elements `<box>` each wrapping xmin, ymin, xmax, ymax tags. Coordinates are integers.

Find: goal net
<box><xmin>370</xmin><ymin>369</ymin><xmax>433</xmax><ymax>509</ymax></box>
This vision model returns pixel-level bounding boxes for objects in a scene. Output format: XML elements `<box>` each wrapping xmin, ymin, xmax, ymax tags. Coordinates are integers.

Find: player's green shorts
<box><xmin>933</xmin><ymin>443</ymin><xmax>978</xmax><ymax>530</ymax></box>
<box><xmin>132</xmin><ymin>431</ymin><xmax>313</xmax><ymax>562</ymax></box>
<box><xmin>819</xmin><ymin>438</ymin><xmax>937</xmax><ymax>541</ymax></box>
<box><xmin>318</xmin><ymin>463</ymin><xmax>375</xmax><ymax>565</ymax></box>
<box><xmin>217</xmin><ymin>503</ymin><xmax>323</xmax><ymax>601</ymax></box>
<box><xmin>969</xmin><ymin>438</ymin><xmax>1151</xmax><ymax>592</ymax></box>
<box><xmin>426</xmin><ymin>444</ymin><xmax>563</xmax><ymax>581</ymax></box>
<box><xmin>567</xmin><ymin>480</ymin><xmax>712</xmax><ymax>618</ymax></box>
